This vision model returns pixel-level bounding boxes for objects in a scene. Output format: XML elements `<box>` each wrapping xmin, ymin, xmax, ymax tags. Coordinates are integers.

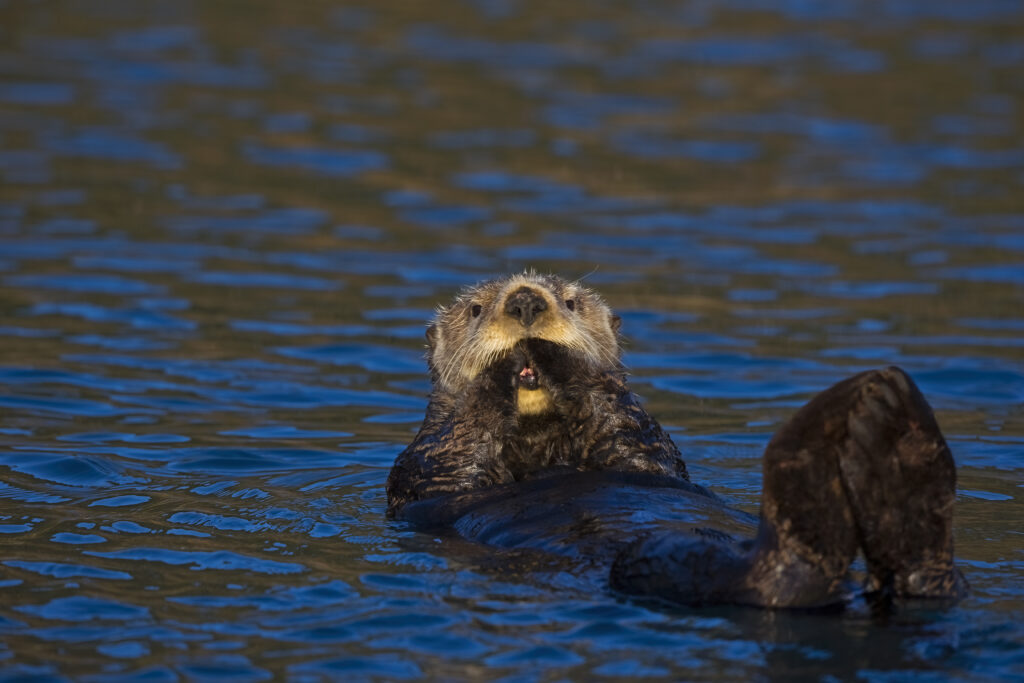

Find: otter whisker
<box><xmin>425</xmin><ymin>273</ymin><xmax>623</xmax><ymax>396</ymax></box>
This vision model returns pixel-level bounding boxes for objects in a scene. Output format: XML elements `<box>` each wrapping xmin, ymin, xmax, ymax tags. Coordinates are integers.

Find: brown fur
<box><xmin>426</xmin><ymin>272</ymin><xmax>621</xmax><ymax>398</ymax></box>
<box><xmin>386</xmin><ymin>275</ymin><xmax>966</xmax><ymax>609</ymax></box>
<box><xmin>386</xmin><ymin>272</ymin><xmax>687</xmax><ymax>515</ymax></box>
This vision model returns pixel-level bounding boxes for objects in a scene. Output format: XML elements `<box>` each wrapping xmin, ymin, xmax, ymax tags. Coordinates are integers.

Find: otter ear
<box><xmin>610</xmin><ymin>315</ymin><xmax>622</xmax><ymax>333</ymax></box>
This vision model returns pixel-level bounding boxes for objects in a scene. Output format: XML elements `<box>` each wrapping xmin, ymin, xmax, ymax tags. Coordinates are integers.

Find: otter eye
<box><xmin>565</xmin><ymin>299</ymin><xmax>575</xmax><ymax>312</ymax></box>
<box><xmin>470</xmin><ymin>304</ymin><xmax>482</xmax><ymax>318</ymax></box>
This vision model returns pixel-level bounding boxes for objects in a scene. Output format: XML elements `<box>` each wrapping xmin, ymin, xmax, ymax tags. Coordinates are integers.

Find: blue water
<box><xmin>1</xmin><ymin>1</ymin><xmax>1022</xmax><ymax>679</ymax></box>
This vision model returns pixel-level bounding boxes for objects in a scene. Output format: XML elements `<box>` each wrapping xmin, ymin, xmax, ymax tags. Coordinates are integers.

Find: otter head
<box><xmin>426</xmin><ymin>273</ymin><xmax>623</xmax><ymax>415</ymax></box>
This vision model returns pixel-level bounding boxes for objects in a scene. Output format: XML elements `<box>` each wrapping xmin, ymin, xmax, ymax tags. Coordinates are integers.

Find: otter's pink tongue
<box><xmin>518</xmin><ymin>365</ymin><xmax>539</xmax><ymax>390</ymax></box>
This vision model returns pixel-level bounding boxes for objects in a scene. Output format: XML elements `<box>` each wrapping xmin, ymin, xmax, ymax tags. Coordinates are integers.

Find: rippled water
<box><xmin>1</xmin><ymin>1</ymin><xmax>1022</xmax><ymax>679</ymax></box>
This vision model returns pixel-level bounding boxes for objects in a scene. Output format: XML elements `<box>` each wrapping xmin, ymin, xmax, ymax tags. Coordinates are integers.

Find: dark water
<box><xmin>1</xmin><ymin>1</ymin><xmax>1023</xmax><ymax>679</ymax></box>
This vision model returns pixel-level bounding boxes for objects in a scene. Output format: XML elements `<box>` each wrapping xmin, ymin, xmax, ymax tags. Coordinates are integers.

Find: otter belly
<box><xmin>396</xmin><ymin>470</ymin><xmax>757</xmax><ymax>567</ymax></box>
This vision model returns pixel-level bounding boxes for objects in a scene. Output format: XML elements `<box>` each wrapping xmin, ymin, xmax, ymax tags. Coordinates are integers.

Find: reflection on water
<box><xmin>1</xmin><ymin>0</ymin><xmax>1022</xmax><ymax>679</ymax></box>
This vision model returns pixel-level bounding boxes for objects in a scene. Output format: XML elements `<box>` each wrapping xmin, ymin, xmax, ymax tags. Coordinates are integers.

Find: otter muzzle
<box><xmin>504</xmin><ymin>287</ymin><xmax>548</xmax><ymax>327</ymax></box>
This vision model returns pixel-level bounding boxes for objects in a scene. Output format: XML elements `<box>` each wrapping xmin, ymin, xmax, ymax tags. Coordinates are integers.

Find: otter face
<box><xmin>426</xmin><ymin>273</ymin><xmax>622</xmax><ymax>412</ymax></box>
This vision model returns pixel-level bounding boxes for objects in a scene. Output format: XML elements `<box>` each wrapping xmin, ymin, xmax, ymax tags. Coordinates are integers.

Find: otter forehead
<box><xmin>426</xmin><ymin>273</ymin><xmax>621</xmax><ymax>394</ymax></box>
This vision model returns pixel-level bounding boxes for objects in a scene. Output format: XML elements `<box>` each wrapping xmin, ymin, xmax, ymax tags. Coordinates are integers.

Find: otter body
<box><xmin>387</xmin><ymin>274</ymin><xmax>966</xmax><ymax>608</ymax></box>
<box><xmin>387</xmin><ymin>274</ymin><xmax>687</xmax><ymax>514</ymax></box>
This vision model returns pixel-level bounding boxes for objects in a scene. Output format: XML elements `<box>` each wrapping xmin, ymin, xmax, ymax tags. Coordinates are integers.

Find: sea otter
<box><xmin>386</xmin><ymin>273</ymin><xmax>966</xmax><ymax>608</ymax></box>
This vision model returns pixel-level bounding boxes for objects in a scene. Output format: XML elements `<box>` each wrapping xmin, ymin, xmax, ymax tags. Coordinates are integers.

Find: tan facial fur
<box><xmin>426</xmin><ymin>273</ymin><xmax>622</xmax><ymax>403</ymax></box>
<box><xmin>517</xmin><ymin>386</ymin><xmax>554</xmax><ymax>415</ymax></box>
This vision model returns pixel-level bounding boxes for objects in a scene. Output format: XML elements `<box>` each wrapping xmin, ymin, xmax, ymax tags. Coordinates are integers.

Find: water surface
<box><xmin>1</xmin><ymin>1</ymin><xmax>1022</xmax><ymax>680</ymax></box>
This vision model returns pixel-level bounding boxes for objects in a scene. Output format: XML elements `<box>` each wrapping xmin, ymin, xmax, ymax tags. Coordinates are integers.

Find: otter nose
<box><xmin>504</xmin><ymin>287</ymin><xmax>548</xmax><ymax>327</ymax></box>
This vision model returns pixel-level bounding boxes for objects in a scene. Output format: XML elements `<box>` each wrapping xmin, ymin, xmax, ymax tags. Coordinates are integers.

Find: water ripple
<box><xmin>84</xmin><ymin>549</ymin><xmax>306</xmax><ymax>575</ymax></box>
<box><xmin>0</xmin><ymin>1</ymin><xmax>1021</xmax><ymax>680</ymax></box>
<box><xmin>16</xmin><ymin>596</ymin><xmax>150</xmax><ymax>622</ymax></box>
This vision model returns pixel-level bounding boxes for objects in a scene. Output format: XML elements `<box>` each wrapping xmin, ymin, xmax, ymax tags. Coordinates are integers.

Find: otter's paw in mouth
<box><xmin>517</xmin><ymin>365</ymin><xmax>540</xmax><ymax>391</ymax></box>
<box><xmin>510</xmin><ymin>349</ymin><xmax>553</xmax><ymax>415</ymax></box>
<box><xmin>509</xmin><ymin>346</ymin><xmax>543</xmax><ymax>392</ymax></box>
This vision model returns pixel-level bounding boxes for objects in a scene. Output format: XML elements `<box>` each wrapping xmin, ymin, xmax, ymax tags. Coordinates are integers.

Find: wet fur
<box><xmin>387</xmin><ymin>273</ymin><xmax>687</xmax><ymax>513</ymax></box>
<box><xmin>425</xmin><ymin>272</ymin><xmax>621</xmax><ymax>396</ymax></box>
<box><xmin>386</xmin><ymin>274</ymin><xmax>966</xmax><ymax>608</ymax></box>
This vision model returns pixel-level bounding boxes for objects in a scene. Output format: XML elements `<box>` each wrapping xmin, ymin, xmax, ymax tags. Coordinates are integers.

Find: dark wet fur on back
<box><xmin>387</xmin><ymin>274</ymin><xmax>966</xmax><ymax>609</ymax></box>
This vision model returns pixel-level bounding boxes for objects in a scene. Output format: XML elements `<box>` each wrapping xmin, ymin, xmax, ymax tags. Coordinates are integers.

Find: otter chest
<box><xmin>499</xmin><ymin>416</ymin><xmax>579</xmax><ymax>480</ymax></box>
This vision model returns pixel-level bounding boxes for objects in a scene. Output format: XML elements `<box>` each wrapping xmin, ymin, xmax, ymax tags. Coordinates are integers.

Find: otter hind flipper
<box><xmin>836</xmin><ymin>367</ymin><xmax>966</xmax><ymax>600</ymax></box>
<box><xmin>748</xmin><ymin>366</ymin><xmax>964</xmax><ymax>606</ymax></box>
<box><xmin>613</xmin><ymin>367</ymin><xmax>967</xmax><ymax>609</ymax></box>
